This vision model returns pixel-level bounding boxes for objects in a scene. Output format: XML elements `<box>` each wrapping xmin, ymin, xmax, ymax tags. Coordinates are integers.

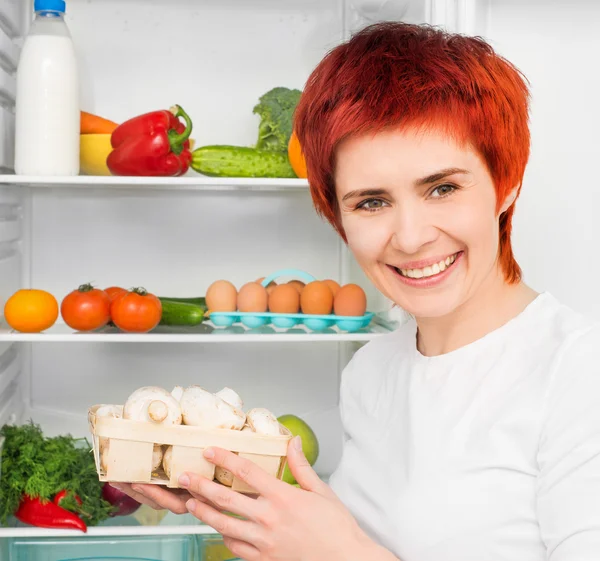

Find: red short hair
<box><xmin>294</xmin><ymin>22</ymin><xmax>530</xmax><ymax>284</ymax></box>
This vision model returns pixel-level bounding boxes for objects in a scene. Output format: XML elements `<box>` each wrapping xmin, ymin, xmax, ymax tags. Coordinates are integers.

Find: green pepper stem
<box><xmin>168</xmin><ymin>105</ymin><xmax>193</xmax><ymax>155</ymax></box>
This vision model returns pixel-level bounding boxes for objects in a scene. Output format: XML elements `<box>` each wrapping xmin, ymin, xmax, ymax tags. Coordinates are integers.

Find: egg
<box><xmin>287</xmin><ymin>280</ymin><xmax>305</xmax><ymax>294</ymax></box>
<box><xmin>333</xmin><ymin>284</ymin><xmax>367</xmax><ymax>316</ymax></box>
<box><xmin>300</xmin><ymin>281</ymin><xmax>334</xmax><ymax>315</ymax></box>
<box><xmin>268</xmin><ymin>284</ymin><xmax>300</xmax><ymax>313</ymax></box>
<box><xmin>206</xmin><ymin>280</ymin><xmax>237</xmax><ymax>312</ymax></box>
<box><xmin>323</xmin><ymin>279</ymin><xmax>341</xmax><ymax>297</ymax></box>
<box><xmin>237</xmin><ymin>282</ymin><xmax>269</xmax><ymax>312</ymax></box>
<box><xmin>256</xmin><ymin>277</ymin><xmax>278</xmax><ymax>296</ymax></box>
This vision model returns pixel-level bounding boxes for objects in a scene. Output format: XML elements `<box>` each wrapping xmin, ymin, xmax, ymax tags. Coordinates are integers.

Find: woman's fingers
<box><xmin>179</xmin><ymin>472</ymin><xmax>264</xmax><ymax>521</ymax></box>
<box><xmin>186</xmin><ymin>498</ymin><xmax>264</xmax><ymax>547</ymax></box>
<box><xmin>108</xmin><ymin>482</ymin><xmax>164</xmax><ymax>511</ymax></box>
<box><xmin>201</xmin><ymin>447</ymin><xmax>281</xmax><ymax>498</ymax></box>
<box><xmin>128</xmin><ymin>483</ymin><xmax>191</xmax><ymax>514</ymax></box>
<box><xmin>286</xmin><ymin>437</ymin><xmax>335</xmax><ymax>497</ymax></box>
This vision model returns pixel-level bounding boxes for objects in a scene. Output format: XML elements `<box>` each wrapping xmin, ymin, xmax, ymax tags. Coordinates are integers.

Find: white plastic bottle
<box><xmin>15</xmin><ymin>0</ymin><xmax>79</xmax><ymax>176</ymax></box>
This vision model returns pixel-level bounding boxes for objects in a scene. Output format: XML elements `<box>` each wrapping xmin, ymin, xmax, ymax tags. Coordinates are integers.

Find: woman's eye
<box><xmin>431</xmin><ymin>184</ymin><xmax>457</xmax><ymax>198</ymax></box>
<box><xmin>357</xmin><ymin>198</ymin><xmax>388</xmax><ymax>211</ymax></box>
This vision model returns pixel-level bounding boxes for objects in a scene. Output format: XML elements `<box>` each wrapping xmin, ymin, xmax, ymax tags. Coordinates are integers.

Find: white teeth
<box><xmin>397</xmin><ymin>253</ymin><xmax>458</xmax><ymax>279</ymax></box>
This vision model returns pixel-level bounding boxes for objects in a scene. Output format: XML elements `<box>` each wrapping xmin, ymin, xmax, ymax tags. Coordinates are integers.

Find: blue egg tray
<box><xmin>208</xmin><ymin>269</ymin><xmax>373</xmax><ymax>333</ymax></box>
<box><xmin>210</xmin><ymin>310</ymin><xmax>374</xmax><ymax>332</ymax></box>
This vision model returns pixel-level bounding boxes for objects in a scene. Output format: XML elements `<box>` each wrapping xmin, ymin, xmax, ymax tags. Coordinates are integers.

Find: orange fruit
<box><xmin>288</xmin><ymin>131</ymin><xmax>308</xmax><ymax>179</ymax></box>
<box><xmin>4</xmin><ymin>289</ymin><xmax>59</xmax><ymax>333</ymax></box>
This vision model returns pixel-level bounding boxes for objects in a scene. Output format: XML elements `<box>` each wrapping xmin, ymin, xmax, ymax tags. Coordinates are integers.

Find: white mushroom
<box><xmin>215</xmin><ymin>387</ymin><xmax>243</xmax><ymax>411</ymax></box>
<box><xmin>215</xmin><ymin>465</ymin><xmax>235</xmax><ymax>487</ymax></box>
<box><xmin>214</xmin><ymin>421</ymin><xmax>252</xmax><ymax>486</ymax></box>
<box><xmin>180</xmin><ymin>386</ymin><xmax>246</xmax><ymax>430</ymax></box>
<box><xmin>162</xmin><ymin>445</ymin><xmax>173</xmax><ymax>478</ymax></box>
<box><xmin>96</xmin><ymin>404</ymin><xmax>123</xmax><ymax>419</ymax></box>
<box><xmin>246</xmin><ymin>408</ymin><xmax>281</xmax><ymax>436</ymax></box>
<box><xmin>100</xmin><ymin>443</ymin><xmax>110</xmax><ymax>473</ymax></box>
<box><xmin>95</xmin><ymin>405</ymin><xmax>123</xmax><ymax>473</ymax></box>
<box><xmin>152</xmin><ymin>445</ymin><xmax>164</xmax><ymax>472</ymax></box>
<box><xmin>171</xmin><ymin>385</ymin><xmax>184</xmax><ymax>402</ymax></box>
<box><xmin>123</xmin><ymin>386</ymin><xmax>182</xmax><ymax>425</ymax></box>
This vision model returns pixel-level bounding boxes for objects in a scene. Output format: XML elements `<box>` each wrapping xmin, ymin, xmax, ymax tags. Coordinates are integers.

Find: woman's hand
<box><xmin>179</xmin><ymin>436</ymin><xmax>378</xmax><ymax>561</ymax></box>
<box><xmin>109</xmin><ymin>437</ymin><xmax>397</xmax><ymax>561</ymax></box>
<box><xmin>106</xmin><ymin>481</ymin><xmax>193</xmax><ymax>514</ymax></box>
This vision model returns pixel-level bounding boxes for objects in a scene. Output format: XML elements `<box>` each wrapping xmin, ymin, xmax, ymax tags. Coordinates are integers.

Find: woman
<box><xmin>113</xmin><ymin>22</ymin><xmax>600</xmax><ymax>560</ymax></box>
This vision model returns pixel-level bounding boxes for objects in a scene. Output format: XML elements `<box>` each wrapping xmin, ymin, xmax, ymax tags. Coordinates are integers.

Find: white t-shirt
<box><xmin>329</xmin><ymin>292</ymin><xmax>600</xmax><ymax>561</ymax></box>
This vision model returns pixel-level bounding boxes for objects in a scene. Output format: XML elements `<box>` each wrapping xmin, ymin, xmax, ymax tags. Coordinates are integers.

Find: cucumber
<box><xmin>158</xmin><ymin>296</ymin><xmax>206</xmax><ymax>308</ymax></box>
<box><xmin>191</xmin><ymin>145</ymin><xmax>297</xmax><ymax>178</ymax></box>
<box><xmin>159</xmin><ymin>300</ymin><xmax>206</xmax><ymax>326</ymax></box>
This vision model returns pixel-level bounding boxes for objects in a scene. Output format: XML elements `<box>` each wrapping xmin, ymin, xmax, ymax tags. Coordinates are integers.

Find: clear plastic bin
<box><xmin>6</xmin><ymin>534</ymin><xmax>197</xmax><ymax>561</ymax></box>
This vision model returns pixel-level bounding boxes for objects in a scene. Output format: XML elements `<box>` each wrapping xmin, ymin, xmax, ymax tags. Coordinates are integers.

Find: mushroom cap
<box><xmin>96</xmin><ymin>404</ymin><xmax>123</xmax><ymax>418</ymax></box>
<box><xmin>152</xmin><ymin>444</ymin><xmax>164</xmax><ymax>472</ymax></box>
<box><xmin>246</xmin><ymin>408</ymin><xmax>281</xmax><ymax>436</ymax></box>
<box><xmin>215</xmin><ymin>466</ymin><xmax>234</xmax><ymax>486</ymax></box>
<box><xmin>162</xmin><ymin>445</ymin><xmax>173</xmax><ymax>478</ymax></box>
<box><xmin>123</xmin><ymin>386</ymin><xmax>182</xmax><ymax>425</ymax></box>
<box><xmin>181</xmin><ymin>386</ymin><xmax>246</xmax><ymax>430</ymax></box>
<box><xmin>215</xmin><ymin>387</ymin><xmax>243</xmax><ymax>411</ymax></box>
<box><xmin>100</xmin><ymin>445</ymin><xmax>109</xmax><ymax>473</ymax></box>
<box><xmin>171</xmin><ymin>386</ymin><xmax>184</xmax><ymax>402</ymax></box>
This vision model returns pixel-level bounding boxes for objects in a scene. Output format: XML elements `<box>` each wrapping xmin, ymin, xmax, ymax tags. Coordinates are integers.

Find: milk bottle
<box><xmin>15</xmin><ymin>0</ymin><xmax>79</xmax><ymax>176</ymax></box>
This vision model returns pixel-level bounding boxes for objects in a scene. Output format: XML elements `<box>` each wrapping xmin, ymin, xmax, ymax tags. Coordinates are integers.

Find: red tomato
<box><xmin>110</xmin><ymin>288</ymin><xmax>162</xmax><ymax>333</ymax></box>
<box><xmin>104</xmin><ymin>286</ymin><xmax>127</xmax><ymax>303</ymax></box>
<box><xmin>61</xmin><ymin>284</ymin><xmax>111</xmax><ymax>331</ymax></box>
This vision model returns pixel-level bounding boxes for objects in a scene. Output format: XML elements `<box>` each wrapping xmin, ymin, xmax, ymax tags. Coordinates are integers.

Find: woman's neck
<box><xmin>415</xmin><ymin>268</ymin><xmax>539</xmax><ymax>357</ymax></box>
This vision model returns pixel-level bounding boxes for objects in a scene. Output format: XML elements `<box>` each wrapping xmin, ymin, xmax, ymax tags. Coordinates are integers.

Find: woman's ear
<box><xmin>500</xmin><ymin>185</ymin><xmax>520</xmax><ymax>213</ymax></box>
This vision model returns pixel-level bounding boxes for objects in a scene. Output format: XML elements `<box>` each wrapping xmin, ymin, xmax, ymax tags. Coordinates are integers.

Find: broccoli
<box><xmin>253</xmin><ymin>87</ymin><xmax>302</xmax><ymax>152</ymax></box>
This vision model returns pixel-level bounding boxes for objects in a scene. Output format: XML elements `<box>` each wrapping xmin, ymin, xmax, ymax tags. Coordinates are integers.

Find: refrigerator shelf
<box><xmin>0</xmin><ymin>524</ymin><xmax>220</xmax><ymax>538</ymax></box>
<box><xmin>0</xmin><ymin>175</ymin><xmax>309</xmax><ymax>191</ymax></box>
<box><xmin>0</xmin><ymin>320</ymin><xmax>392</xmax><ymax>343</ymax></box>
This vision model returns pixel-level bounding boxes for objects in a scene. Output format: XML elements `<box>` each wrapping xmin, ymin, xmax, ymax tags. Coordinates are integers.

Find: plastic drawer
<box><xmin>6</xmin><ymin>534</ymin><xmax>198</xmax><ymax>561</ymax></box>
<box><xmin>198</xmin><ymin>534</ymin><xmax>237</xmax><ymax>561</ymax></box>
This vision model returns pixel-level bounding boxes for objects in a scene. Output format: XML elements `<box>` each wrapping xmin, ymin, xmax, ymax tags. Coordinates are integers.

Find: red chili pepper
<box><xmin>15</xmin><ymin>495</ymin><xmax>87</xmax><ymax>532</ymax></box>
<box><xmin>53</xmin><ymin>489</ymin><xmax>83</xmax><ymax>508</ymax></box>
<box><xmin>107</xmin><ymin>104</ymin><xmax>193</xmax><ymax>176</ymax></box>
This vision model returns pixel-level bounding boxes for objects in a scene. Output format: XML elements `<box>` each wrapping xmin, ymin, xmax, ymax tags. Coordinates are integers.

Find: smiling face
<box><xmin>335</xmin><ymin>127</ymin><xmax>512</xmax><ymax>319</ymax></box>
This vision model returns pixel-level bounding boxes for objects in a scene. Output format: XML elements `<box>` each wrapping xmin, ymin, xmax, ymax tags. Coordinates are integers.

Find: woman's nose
<box><xmin>389</xmin><ymin>204</ymin><xmax>439</xmax><ymax>254</ymax></box>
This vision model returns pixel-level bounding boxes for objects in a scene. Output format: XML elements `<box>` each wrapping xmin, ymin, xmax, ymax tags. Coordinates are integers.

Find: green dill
<box><xmin>0</xmin><ymin>421</ymin><xmax>115</xmax><ymax>526</ymax></box>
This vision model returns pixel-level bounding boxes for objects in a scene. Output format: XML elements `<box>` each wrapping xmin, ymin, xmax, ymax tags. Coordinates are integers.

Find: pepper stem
<box><xmin>168</xmin><ymin>105</ymin><xmax>193</xmax><ymax>155</ymax></box>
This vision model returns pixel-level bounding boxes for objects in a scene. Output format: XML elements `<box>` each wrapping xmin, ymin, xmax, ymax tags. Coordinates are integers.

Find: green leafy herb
<box><xmin>0</xmin><ymin>421</ymin><xmax>115</xmax><ymax>525</ymax></box>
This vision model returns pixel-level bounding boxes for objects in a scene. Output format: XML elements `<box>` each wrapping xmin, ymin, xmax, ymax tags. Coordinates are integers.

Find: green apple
<box><xmin>277</xmin><ymin>414</ymin><xmax>319</xmax><ymax>484</ymax></box>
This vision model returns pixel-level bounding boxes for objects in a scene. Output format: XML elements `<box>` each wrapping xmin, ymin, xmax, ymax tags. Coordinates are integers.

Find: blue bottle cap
<box><xmin>34</xmin><ymin>0</ymin><xmax>66</xmax><ymax>13</ymax></box>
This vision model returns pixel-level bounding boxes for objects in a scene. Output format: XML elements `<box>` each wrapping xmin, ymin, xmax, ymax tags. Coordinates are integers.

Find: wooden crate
<box><xmin>88</xmin><ymin>404</ymin><xmax>292</xmax><ymax>494</ymax></box>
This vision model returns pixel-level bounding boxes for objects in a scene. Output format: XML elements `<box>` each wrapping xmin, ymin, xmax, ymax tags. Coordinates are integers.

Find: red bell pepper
<box><xmin>107</xmin><ymin>104</ymin><xmax>193</xmax><ymax>176</ymax></box>
<box><xmin>15</xmin><ymin>495</ymin><xmax>87</xmax><ymax>532</ymax></box>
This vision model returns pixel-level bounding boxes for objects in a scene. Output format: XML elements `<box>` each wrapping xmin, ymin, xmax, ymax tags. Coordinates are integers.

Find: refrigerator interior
<box><xmin>0</xmin><ymin>0</ymin><xmax>599</xmax><ymax>555</ymax></box>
